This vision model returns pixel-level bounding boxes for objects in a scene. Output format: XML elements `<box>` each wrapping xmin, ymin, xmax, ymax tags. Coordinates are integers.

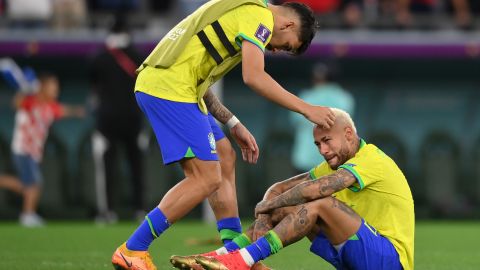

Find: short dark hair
<box><xmin>282</xmin><ymin>2</ymin><xmax>317</xmax><ymax>55</ymax></box>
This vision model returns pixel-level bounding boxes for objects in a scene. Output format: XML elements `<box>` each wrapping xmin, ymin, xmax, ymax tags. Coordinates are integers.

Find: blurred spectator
<box><xmin>379</xmin><ymin>0</ymin><xmax>436</xmax><ymax>28</ymax></box>
<box><xmin>178</xmin><ymin>0</ymin><xmax>209</xmax><ymax>16</ymax></box>
<box><xmin>449</xmin><ymin>0</ymin><xmax>479</xmax><ymax>30</ymax></box>
<box><xmin>289</xmin><ymin>63</ymin><xmax>355</xmax><ymax>173</ymax></box>
<box><xmin>341</xmin><ymin>0</ymin><xmax>363</xmax><ymax>28</ymax></box>
<box><xmin>278</xmin><ymin>0</ymin><xmax>363</xmax><ymax>28</ymax></box>
<box><xmin>6</xmin><ymin>0</ymin><xmax>53</xmax><ymax>28</ymax></box>
<box><xmin>0</xmin><ymin>72</ymin><xmax>84</xmax><ymax>227</ymax></box>
<box><xmin>51</xmin><ymin>0</ymin><xmax>87</xmax><ymax>30</ymax></box>
<box><xmin>289</xmin><ymin>0</ymin><xmax>341</xmax><ymax>14</ymax></box>
<box><xmin>87</xmin><ymin>0</ymin><xmax>140</xmax><ymax>11</ymax></box>
<box><xmin>149</xmin><ymin>0</ymin><xmax>173</xmax><ymax>14</ymax></box>
<box><xmin>90</xmin><ymin>15</ymin><xmax>146</xmax><ymax>224</ymax></box>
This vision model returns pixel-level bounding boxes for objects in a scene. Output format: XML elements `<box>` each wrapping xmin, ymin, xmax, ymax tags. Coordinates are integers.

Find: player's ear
<box><xmin>280</xmin><ymin>21</ymin><xmax>294</xmax><ymax>31</ymax></box>
<box><xmin>344</xmin><ymin>126</ymin><xmax>354</xmax><ymax>141</ymax></box>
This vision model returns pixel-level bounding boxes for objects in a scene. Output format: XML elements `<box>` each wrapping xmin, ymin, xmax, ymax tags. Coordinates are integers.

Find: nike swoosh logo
<box><xmin>120</xmin><ymin>252</ymin><xmax>133</xmax><ymax>268</ymax></box>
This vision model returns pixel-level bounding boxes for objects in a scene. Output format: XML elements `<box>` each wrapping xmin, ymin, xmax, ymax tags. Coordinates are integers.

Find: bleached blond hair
<box><xmin>314</xmin><ymin>108</ymin><xmax>356</xmax><ymax>134</ymax></box>
<box><xmin>331</xmin><ymin>108</ymin><xmax>356</xmax><ymax>133</ymax></box>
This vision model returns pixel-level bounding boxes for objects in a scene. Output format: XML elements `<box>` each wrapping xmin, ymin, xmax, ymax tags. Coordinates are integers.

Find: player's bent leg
<box><xmin>209</xmin><ymin>138</ymin><xmax>245</xmax><ymax>245</ymax></box>
<box><xmin>308</xmin><ymin>196</ymin><xmax>362</xmax><ymax>245</ymax></box>
<box><xmin>307</xmin><ymin>197</ymin><xmax>401</xmax><ymax>270</ymax></box>
<box><xmin>160</xmin><ymin>158</ymin><xmax>222</xmax><ymax>222</ymax></box>
<box><xmin>208</xmin><ymin>138</ymin><xmax>238</xmax><ymax>219</ymax></box>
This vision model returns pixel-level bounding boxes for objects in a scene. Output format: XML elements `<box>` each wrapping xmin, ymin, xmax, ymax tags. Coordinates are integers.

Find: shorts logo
<box><xmin>255</xmin><ymin>24</ymin><xmax>271</xmax><ymax>44</ymax></box>
<box><xmin>208</xmin><ymin>132</ymin><xmax>216</xmax><ymax>152</ymax></box>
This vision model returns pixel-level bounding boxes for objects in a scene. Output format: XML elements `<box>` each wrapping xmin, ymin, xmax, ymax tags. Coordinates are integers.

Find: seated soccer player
<box><xmin>178</xmin><ymin>108</ymin><xmax>414</xmax><ymax>270</ymax></box>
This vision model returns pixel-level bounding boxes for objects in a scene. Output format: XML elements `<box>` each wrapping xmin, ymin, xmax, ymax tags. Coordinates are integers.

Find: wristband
<box><xmin>226</xmin><ymin>115</ymin><xmax>240</xmax><ymax>129</ymax></box>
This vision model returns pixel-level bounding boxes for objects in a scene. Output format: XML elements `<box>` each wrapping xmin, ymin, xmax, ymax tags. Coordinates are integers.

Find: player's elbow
<box><xmin>242</xmin><ymin>71</ymin><xmax>256</xmax><ymax>88</ymax></box>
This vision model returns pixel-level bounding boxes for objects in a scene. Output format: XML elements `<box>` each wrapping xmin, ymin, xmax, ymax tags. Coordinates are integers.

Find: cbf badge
<box><xmin>208</xmin><ymin>132</ymin><xmax>217</xmax><ymax>153</ymax></box>
<box><xmin>255</xmin><ymin>24</ymin><xmax>271</xmax><ymax>44</ymax></box>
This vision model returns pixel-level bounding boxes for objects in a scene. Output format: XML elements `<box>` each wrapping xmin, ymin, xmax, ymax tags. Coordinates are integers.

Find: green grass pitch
<box><xmin>0</xmin><ymin>221</ymin><xmax>478</xmax><ymax>269</ymax></box>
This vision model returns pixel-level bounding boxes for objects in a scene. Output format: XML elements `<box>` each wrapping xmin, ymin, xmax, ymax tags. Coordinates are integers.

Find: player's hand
<box><xmin>230</xmin><ymin>123</ymin><xmax>259</xmax><ymax>164</ymax></box>
<box><xmin>255</xmin><ymin>200</ymin><xmax>273</xmax><ymax>217</ymax></box>
<box><xmin>304</xmin><ymin>105</ymin><xmax>335</xmax><ymax>129</ymax></box>
<box><xmin>252</xmin><ymin>214</ymin><xmax>273</xmax><ymax>241</ymax></box>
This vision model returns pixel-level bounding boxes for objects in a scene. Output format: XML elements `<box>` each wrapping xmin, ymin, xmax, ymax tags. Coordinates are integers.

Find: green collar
<box><xmin>359</xmin><ymin>138</ymin><xmax>366</xmax><ymax>149</ymax></box>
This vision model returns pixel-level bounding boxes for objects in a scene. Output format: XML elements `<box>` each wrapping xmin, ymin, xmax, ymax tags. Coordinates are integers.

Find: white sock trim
<box><xmin>239</xmin><ymin>248</ymin><xmax>255</xmax><ymax>267</ymax></box>
<box><xmin>216</xmin><ymin>247</ymin><xmax>228</xmax><ymax>255</ymax></box>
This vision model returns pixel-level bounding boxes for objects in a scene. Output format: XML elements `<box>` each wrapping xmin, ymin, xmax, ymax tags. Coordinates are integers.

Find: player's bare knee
<box><xmin>307</xmin><ymin>197</ymin><xmax>334</xmax><ymax>213</ymax></box>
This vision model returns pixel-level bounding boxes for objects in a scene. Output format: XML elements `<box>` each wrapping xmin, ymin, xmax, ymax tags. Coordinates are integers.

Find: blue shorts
<box><xmin>310</xmin><ymin>220</ymin><xmax>402</xmax><ymax>270</ymax></box>
<box><xmin>12</xmin><ymin>154</ymin><xmax>42</xmax><ymax>186</ymax></box>
<box><xmin>135</xmin><ymin>92</ymin><xmax>225</xmax><ymax>165</ymax></box>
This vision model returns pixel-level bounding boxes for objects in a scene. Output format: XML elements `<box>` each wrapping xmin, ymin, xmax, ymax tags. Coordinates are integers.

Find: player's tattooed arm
<box><xmin>263</xmin><ymin>172</ymin><xmax>311</xmax><ymax>201</ymax></box>
<box><xmin>255</xmin><ymin>170</ymin><xmax>357</xmax><ymax>215</ymax></box>
<box><xmin>203</xmin><ymin>89</ymin><xmax>233</xmax><ymax>124</ymax></box>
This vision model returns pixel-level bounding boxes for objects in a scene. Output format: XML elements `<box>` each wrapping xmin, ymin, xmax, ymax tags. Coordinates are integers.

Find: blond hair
<box><xmin>331</xmin><ymin>108</ymin><xmax>356</xmax><ymax>133</ymax></box>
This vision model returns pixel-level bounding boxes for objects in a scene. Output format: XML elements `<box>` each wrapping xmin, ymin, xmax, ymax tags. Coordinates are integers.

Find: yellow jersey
<box><xmin>135</xmin><ymin>4</ymin><xmax>273</xmax><ymax>104</ymax></box>
<box><xmin>310</xmin><ymin>139</ymin><xmax>415</xmax><ymax>270</ymax></box>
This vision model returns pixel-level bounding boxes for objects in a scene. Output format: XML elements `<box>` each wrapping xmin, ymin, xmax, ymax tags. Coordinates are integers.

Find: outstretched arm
<box><xmin>241</xmin><ymin>41</ymin><xmax>335</xmax><ymax>128</ymax></box>
<box><xmin>203</xmin><ymin>89</ymin><xmax>259</xmax><ymax>163</ymax></box>
<box><xmin>61</xmin><ymin>105</ymin><xmax>85</xmax><ymax>118</ymax></box>
<box><xmin>255</xmin><ymin>170</ymin><xmax>357</xmax><ymax>216</ymax></box>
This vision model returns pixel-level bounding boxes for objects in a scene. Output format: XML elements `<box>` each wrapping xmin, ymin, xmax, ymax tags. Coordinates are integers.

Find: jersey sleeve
<box><xmin>309</xmin><ymin>162</ymin><xmax>333</xmax><ymax>180</ymax></box>
<box><xmin>234</xmin><ymin>5</ymin><xmax>274</xmax><ymax>52</ymax></box>
<box><xmin>338</xmin><ymin>148</ymin><xmax>383</xmax><ymax>192</ymax></box>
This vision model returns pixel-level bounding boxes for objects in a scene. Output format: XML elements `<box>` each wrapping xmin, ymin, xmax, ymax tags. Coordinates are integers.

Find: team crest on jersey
<box><xmin>255</xmin><ymin>24</ymin><xmax>271</xmax><ymax>44</ymax></box>
<box><xmin>208</xmin><ymin>132</ymin><xmax>216</xmax><ymax>152</ymax></box>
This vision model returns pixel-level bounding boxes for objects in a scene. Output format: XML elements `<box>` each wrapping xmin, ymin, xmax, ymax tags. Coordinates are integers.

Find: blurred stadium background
<box><xmin>0</xmin><ymin>0</ymin><xmax>480</xmax><ymax>262</ymax></box>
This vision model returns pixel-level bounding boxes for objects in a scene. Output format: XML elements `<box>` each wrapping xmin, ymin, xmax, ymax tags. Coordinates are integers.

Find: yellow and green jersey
<box><xmin>310</xmin><ymin>139</ymin><xmax>415</xmax><ymax>270</ymax></box>
<box><xmin>135</xmin><ymin>3</ymin><xmax>273</xmax><ymax>104</ymax></box>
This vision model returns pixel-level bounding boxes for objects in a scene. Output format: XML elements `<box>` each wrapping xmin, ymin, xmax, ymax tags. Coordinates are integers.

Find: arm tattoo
<box><xmin>265</xmin><ymin>184</ymin><xmax>309</xmax><ymax>210</ymax></box>
<box><xmin>317</xmin><ymin>170</ymin><xmax>356</xmax><ymax>197</ymax></box>
<box><xmin>203</xmin><ymin>89</ymin><xmax>233</xmax><ymax>124</ymax></box>
<box><xmin>265</xmin><ymin>170</ymin><xmax>355</xmax><ymax>210</ymax></box>
<box><xmin>263</xmin><ymin>173</ymin><xmax>310</xmax><ymax>200</ymax></box>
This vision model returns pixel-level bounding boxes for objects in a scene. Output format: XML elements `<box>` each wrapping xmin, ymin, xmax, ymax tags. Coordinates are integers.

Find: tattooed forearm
<box><xmin>258</xmin><ymin>170</ymin><xmax>355</xmax><ymax>213</ymax></box>
<box><xmin>203</xmin><ymin>89</ymin><xmax>233</xmax><ymax>124</ymax></box>
<box><xmin>263</xmin><ymin>172</ymin><xmax>311</xmax><ymax>201</ymax></box>
<box><xmin>264</xmin><ymin>183</ymin><xmax>310</xmax><ymax>210</ymax></box>
<box><xmin>317</xmin><ymin>170</ymin><xmax>356</xmax><ymax>197</ymax></box>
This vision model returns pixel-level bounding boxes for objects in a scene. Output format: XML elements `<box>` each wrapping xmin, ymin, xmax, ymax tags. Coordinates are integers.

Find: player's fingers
<box><xmin>247</xmin><ymin>149</ymin><xmax>254</xmax><ymax>164</ymax></box>
<box><xmin>327</xmin><ymin>118</ymin><xmax>335</xmax><ymax>127</ymax></box>
<box><xmin>328</xmin><ymin>111</ymin><xmax>336</xmax><ymax>121</ymax></box>
<box><xmin>241</xmin><ymin>148</ymin><xmax>247</xmax><ymax>161</ymax></box>
<box><xmin>250</xmin><ymin>137</ymin><xmax>259</xmax><ymax>163</ymax></box>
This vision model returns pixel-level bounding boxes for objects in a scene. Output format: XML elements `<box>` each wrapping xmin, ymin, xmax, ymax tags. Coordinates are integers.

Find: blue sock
<box><xmin>245</xmin><ymin>237</ymin><xmax>271</xmax><ymax>263</ymax></box>
<box><xmin>217</xmin><ymin>217</ymin><xmax>242</xmax><ymax>244</ymax></box>
<box><xmin>126</xmin><ymin>207</ymin><xmax>170</xmax><ymax>251</ymax></box>
<box><xmin>224</xmin><ymin>240</ymin><xmax>241</xmax><ymax>252</ymax></box>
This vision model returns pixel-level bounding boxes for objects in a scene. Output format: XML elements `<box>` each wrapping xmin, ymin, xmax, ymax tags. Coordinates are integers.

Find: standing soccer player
<box><xmin>111</xmin><ymin>1</ymin><xmax>335</xmax><ymax>269</ymax></box>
